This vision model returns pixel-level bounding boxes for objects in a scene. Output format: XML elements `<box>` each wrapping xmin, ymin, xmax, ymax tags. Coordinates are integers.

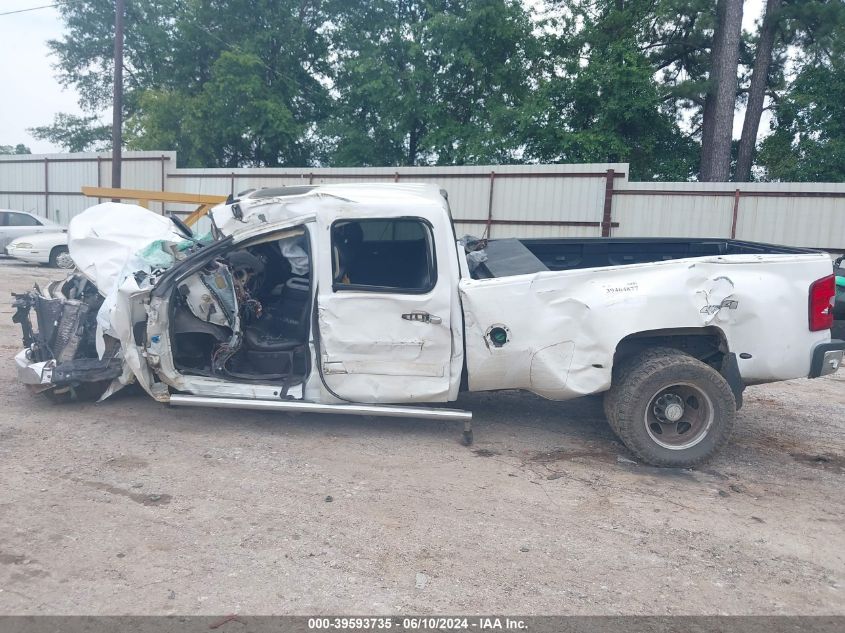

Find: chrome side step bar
<box><xmin>168</xmin><ymin>394</ymin><xmax>474</xmax><ymax>444</ymax></box>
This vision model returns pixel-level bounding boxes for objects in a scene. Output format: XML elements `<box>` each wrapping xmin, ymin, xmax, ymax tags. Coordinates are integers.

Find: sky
<box><xmin>0</xmin><ymin>0</ymin><xmax>95</xmax><ymax>153</ymax></box>
<box><xmin>0</xmin><ymin>0</ymin><xmax>766</xmax><ymax>156</ymax></box>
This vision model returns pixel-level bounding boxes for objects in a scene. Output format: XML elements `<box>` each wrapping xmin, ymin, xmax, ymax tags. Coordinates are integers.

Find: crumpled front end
<box><xmin>14</xmin><ymin>348</ymin><xmax>53</xmax><ymax>387</ymax></box>
<box><xmin>12</xmin><ymin>274</ymin><xmax>124</xmax><ymax>400</ymax></box>
<box><xmin>9</xmin><ymin>202</ymin><xmax>212</xmax><ymax>402</ymax></box>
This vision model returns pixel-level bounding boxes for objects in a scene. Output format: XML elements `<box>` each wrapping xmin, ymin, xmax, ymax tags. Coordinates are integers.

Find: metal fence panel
<box><xmin>611</xmin><ymin>181</ymin><xmax>845</xmax><ymax>250</ymax></box>
<box><xmin>736</xmin><ymin>194</ymin><xmax>845</xmax><ymax>249</ymax></box>
<box><xmin>0</xmin><ymin>161</ymin><xmax>43</xmax><ymax>193</ymax></box>
<box><xmin>0</xmin><ymin>152</ymin><xmax>175</xmax><ymax>221</ymax></box>
<box><xmin>164</xmin><ymin>163</ymin><xmax>627</xmax><ymax>239</ymax></box>
<box><xmin>0</xmin><ymin>194</ymin><xmax>45</xmax><ymax>217</ymax></box>
<box><xmin>612</xmin><ymin>192</ymin><xmax>735</xmax><ymax>238</ymax></box>
<box><xmin>2</xmin><ymin>153</ymin><xmax>844</xmax><ymax>251</ymax></box>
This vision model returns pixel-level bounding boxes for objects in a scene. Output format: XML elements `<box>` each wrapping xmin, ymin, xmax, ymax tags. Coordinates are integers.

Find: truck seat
<box><xmin>243</xmin><ymin>277</ymin><xmax>310</xmax><ymax>352</ymax></box>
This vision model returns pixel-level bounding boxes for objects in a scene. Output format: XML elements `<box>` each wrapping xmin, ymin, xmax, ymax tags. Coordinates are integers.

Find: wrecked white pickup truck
<box><xmin>12</xmin><ymin>183</ymin><xmax>844</xmax><ymax>467</ymax></box>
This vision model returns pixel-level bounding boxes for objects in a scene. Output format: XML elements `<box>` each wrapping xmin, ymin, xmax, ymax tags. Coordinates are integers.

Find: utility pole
<box><xmin>111</xmin><ymin>0</ymin><xmax>124</xmax><ymax>189</ymax></box>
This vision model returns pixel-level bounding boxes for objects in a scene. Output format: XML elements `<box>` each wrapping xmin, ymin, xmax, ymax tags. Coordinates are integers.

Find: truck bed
<box><xmin>473</xmin><ymin>237</ymin><xmax>818</xmax><ymax>279</ymax></box>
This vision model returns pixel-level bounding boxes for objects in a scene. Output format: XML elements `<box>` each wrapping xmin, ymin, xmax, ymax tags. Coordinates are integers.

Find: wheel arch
<box><xmin>612</xmin><ymin>326</ymin><xmax>744</xmax><ymax>408</ymax></box>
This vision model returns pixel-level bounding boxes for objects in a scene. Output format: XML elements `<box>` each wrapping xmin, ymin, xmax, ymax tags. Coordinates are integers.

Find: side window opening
<box><xmin>331</xmin><ymin>218</ymin><xmax>436</xmax><ymax>293</ymax></box>
<box><xmin>7</xmin><ymin>213</ymin><xmax>41</xmax><ymax>227</ymax></box>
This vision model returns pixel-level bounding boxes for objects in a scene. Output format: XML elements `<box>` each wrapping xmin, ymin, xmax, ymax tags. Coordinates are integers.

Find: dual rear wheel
<box><xmin>603</xmin><ymin>348</ymin><xmax>736</xmax><ymax>468</ymax></box>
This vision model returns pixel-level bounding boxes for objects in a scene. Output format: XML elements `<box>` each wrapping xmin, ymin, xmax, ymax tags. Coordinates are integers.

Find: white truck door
<box><xmin>316</xmin><ymin>216</ymin><xmax>455</xmax><ymax>403</ymax></box>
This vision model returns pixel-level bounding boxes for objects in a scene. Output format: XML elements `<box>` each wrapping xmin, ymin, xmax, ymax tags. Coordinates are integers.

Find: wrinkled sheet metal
<box><xmin>69</xmin><ymin>202</ymin><xmax>185</xmax><ymax>291</ymax></box>
<box><xmin>70</xmin><ymin>197</ymin><xmax>324</xmax><ymax>400</ymax></box>
<box><xmin>210</xmin><ymin>183</ymin><xmax>445</xmax><ymax>237</ymax></box>
<box><xmin>67</xmin><ymin>203</ymin><xmax>187</xmax><ymax>399</ymax></box>
<box><xmin>140</xmin><ymin>214</ymin><xmax>322</xmax><ymax>402</ymax></box>
<box><xmin>14</xmin><ymin>349</ymin><xmax>52</xmax><ymax>387</ymax></box>
<box><xmin>316</xmin><ymin>292</ymin><xmax>454</xmax><ymax>403</ymax></box>
<box><xmin>459</xmin><ymin>253</ymin><xmax>834</xmax><ymax>400</ymax></box>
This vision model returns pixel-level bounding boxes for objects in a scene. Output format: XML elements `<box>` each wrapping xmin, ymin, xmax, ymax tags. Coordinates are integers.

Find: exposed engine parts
<box><xmin>12</xmin><ymin>274</ymin><xmax>122</xmax><ymax>397</ymax></box>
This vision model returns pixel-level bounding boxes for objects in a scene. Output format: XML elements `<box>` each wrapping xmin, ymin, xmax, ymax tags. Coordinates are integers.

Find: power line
<box><xmin>181</xmin><ymin>20</ymin><xmax>282</xmax><ymax>80</ymax></box>
<box><xmin>171</xmin><ymin>0</ymin><xmax>286</xmax><ymax>81</ymax></box>
<box><xmin>0</xmin><ymin>3</ymin><xmax>59</xmax><ymax>16</ymax></box>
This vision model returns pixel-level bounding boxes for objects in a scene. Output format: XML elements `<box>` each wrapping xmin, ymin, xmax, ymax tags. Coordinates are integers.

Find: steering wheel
<box><xmin>169</xmin><ymin>214</ymin><xmax>194</xmax><ymax>239</ymax></box>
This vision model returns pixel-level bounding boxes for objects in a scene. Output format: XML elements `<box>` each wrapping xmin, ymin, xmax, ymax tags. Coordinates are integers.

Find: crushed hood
<box><xmin>68</xmin><ymin>202</ymin><xmax>185</xmax><ymax>291</ymax></box>
<box><xmin>67</xmin><ymin>203</ymin><xmax>190</xmax><ymax>400</ymax></box>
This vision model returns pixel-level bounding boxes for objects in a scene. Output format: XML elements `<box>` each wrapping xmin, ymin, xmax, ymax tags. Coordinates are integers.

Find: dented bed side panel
<box><xmin>459</xmin><ymin>253</ymin><xmax>833</xmax><ymax>400</ymax></box>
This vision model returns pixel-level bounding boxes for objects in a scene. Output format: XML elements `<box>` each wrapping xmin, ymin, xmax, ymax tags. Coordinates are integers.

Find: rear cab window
<box><xmin>331</xmin><ymin>218</ymin><xmax>437</xmax><ymax>293</ymax></box>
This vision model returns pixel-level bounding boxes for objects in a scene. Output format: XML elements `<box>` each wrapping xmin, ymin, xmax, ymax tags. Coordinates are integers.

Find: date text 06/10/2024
<box><xmin>307</xmin><ymin>617</ymin><xmax>527</xmax><ymax>630</ymax></box>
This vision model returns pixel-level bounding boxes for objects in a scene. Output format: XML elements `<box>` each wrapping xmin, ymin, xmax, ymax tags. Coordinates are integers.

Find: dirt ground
<box><xmin>0</xmin><ymin>258</ymin><xmax>842</xmax><ymax>616</ymax></box>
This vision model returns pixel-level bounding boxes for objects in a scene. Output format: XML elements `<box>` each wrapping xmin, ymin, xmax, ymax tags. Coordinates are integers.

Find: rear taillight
<box><xmin>809</xmin><ymin>274</ymin><xmax>835</xmax><ymax>331</ymax></box>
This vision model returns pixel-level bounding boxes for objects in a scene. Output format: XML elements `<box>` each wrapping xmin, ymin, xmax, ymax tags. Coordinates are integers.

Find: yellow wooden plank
<box><xmin>81</xmin><ymin>186</ymin><xmax>227</xmax><ymax>205</ymax></box>
<box><xmin>184</xmin><ymin>204</ymin><xmax>211</xmax><ymax>227</ymax></box>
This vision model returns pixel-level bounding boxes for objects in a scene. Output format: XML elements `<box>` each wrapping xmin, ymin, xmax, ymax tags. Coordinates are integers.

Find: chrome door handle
<box><xmin>402</xmin><ymin>311</ymin><xmax>442</xmax><ymax>324</ymax></box>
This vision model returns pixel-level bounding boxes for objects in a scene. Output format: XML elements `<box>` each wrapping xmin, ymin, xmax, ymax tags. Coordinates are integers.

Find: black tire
<box><xmin>49</xmin><ymin>246</ymin><xmax>74</xmax><ymax>269</ymax></box>
<box><xmin>604</xmin><ymin>347</ymin><xmax>736</xmax><ymax>468</ymax></box>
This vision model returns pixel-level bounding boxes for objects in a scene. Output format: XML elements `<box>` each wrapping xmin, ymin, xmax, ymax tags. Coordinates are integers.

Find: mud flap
<box><xmin>720</xmin><ymin>352</ymin><xmax>744</xmax><ymax>410</ymax></box>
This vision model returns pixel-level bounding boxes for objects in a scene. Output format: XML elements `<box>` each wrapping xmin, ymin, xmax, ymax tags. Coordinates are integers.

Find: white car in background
<box><xmin>6</xmin><ymin>231</ymin><xmax>74</xmax><ymax>268</ymax></box>
<box><xmin>0</xmin><ymin>209</ymin><xmax>63</xmax><ymax>249</ymax></box>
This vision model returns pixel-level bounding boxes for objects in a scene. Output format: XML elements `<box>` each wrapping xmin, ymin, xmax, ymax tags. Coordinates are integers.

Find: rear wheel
<box><xmin>604</xmin><ymin>348</ymin><xmax>735</xmax><ymax>468</ymax></box>
<box><xmin>49</xmin><ymin>246</ymin><xmax>74</xmax><ymax>269</ymax></box>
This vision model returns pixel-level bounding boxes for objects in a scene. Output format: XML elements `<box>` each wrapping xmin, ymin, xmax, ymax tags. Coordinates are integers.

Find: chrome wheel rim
<box><xmin>55</xmin><ymin>252</ymin><xmax>75</xmax><ymax>269</ymax></box>
<box><xmin>644</xmin><ymin>382</ymin><xmax>714</xmax><ymax>450</ymax></box>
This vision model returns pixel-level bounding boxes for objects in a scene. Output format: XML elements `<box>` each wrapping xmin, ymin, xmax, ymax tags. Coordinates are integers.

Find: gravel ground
<box><xmin>0</xmin><ymin>258</ymin><xmax>842</xmax><ymax>616</ymax></box>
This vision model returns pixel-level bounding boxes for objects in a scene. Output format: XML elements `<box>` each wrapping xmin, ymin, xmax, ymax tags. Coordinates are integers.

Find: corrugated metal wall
<box><xmin>0</xmin><ymin>151</ymin><xmax>175</xmax><ymax>222</ymax></box>
<box><xmin>612</xmin><ymin>182</ymin><xmax>845</xmax><ymax>250</ymax></box>
<box><xmin>164</xmin><ymin>164</ymin><xmax>626</xmax><ymax>239</ymax></box>
<box><xmin>2</xmin><ymin>152</ymin><xmax>844</xmax><ymax>250</ymax></box>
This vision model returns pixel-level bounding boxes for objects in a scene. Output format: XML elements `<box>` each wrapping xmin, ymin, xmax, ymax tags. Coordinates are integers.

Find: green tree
<box><xmin>130</xmin><ymin>50</ymin><xmax>317</xmax><ymax>167</ymax></box>
<box><xmin>49</xmin><ymin>0</ymin><xmax>330</xmax><ymax>167</ymax></box>
<box><xmin>28</xmin><ymin>114</ymin><xmax>111</xmax><ymax>152</ymax></box>
<box><xmin>735</xmin><ymin>0</ymin><xmax>783</xmax><ymax>182</ymax></box>
<box><xmin>523</xmin><ymin>44</ymin><xmax>698</xmax><ymax>180</ymax></box>
<box><xmin>43</xmin><ymin>0</ymin><xmax>845</xmax><ymax>181</ymax></box>
<box><xmin>50</xmin><ymin>0</ymin><xmax>178</xmax><ymax>114</ymax></box>
<box><xmin>524</xmin><ymin>0</ymin><xmax>699</xmax><ymax>180</ymax></box>
<box><xmin>757</xmin><ymin>54</ymin><xmax>845</xmax><ymax>181</ymax></box>
<box><xmin>699</xmin><ymin>0</ymin><xmax>744</xmax><ymax>182</ymax></box>
<box><xmin>0</xmin><ymin>144</ymin><xmax>31</xmax><ymax>155</ymax></box>
<box><xmin>326</xmin><ymin>0</ymin><xmax>537</xmax><ymax>166</ymax></box>
<box><xmin>736</xmin><ymin>0</ymin><xmax>845</xmax><ymax>181</ymax></box>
